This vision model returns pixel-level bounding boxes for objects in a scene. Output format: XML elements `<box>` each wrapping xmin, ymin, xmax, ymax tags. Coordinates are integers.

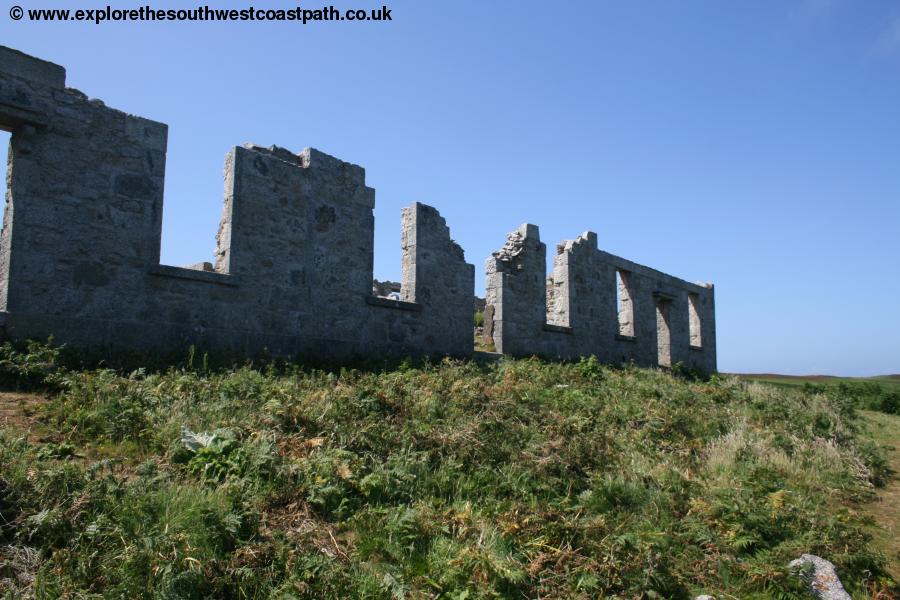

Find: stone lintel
<box><xmin>0</xmin><ymin>104</ymin><xmax>48</xmax><ymax>129</ymax></box>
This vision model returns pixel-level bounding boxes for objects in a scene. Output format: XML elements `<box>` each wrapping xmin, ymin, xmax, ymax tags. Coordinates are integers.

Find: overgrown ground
<box><xmin>859</xmin><ymin>410</ymin><xmax>900</xmax><ymax>583</ymax></box>
<box><xmin>0</xmin><ymin>344</ymin><xmax>898</xmax><ymax>599</ymax></box>
<box><xmin>736</xmin><ymin>374</ymin><xmax>900</xmax><ymax>415</ymax></box>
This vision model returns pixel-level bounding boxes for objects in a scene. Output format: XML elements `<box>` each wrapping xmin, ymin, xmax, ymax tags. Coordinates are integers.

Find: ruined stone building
<box><xmin>0</xmin><ymin>46</ymin><xmax>716</xmax><ymax>371</ymax></box>
<box><xmin>484</xmin><ymin>226</ymin><xmax>715</xmax><ymax>372</ymax></box>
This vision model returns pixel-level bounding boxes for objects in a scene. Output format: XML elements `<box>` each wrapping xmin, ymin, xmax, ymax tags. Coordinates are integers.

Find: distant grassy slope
<box><xmin>736</xmin><ymin>373</ymin><xmax>900</xmax><ymax>391</ymax></box>
<box><xmin>0</xmin><ymin>345</ymin><xmax>897</xmax><ymax>598</ymax></box>
<box><xmin>735</xmin><ymin>373</ymin><xmax>900</xmax><ymax>416</ymax></box>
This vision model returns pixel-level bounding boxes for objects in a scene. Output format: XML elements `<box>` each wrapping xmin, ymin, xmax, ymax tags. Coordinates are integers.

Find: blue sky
<box><xmin>2</xmin><ymin>0</ymin><xmax>899</xmax><ymax>375</ymax></box>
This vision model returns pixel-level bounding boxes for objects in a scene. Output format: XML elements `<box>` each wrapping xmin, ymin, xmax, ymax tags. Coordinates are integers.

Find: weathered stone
<box><xmin>483</xmin><ymin>304</ymin><xmax>495</xmax><ymax>344</ymax></box>
<box><xmin>484</xmin><ymin>224</ymin><xmax>716</xmax><ymax>372</ymax></box>
<box><xmin>113</xmin><ymin>173</ymin><xmax>157</xmax><ymax>199</ymax></box>
<box><xmin>184</xmin><ymin>262</ymin><xmax>214</xmax><ymax>272</ymax></box>
<box><xmin>788</xmin><ymin>554</ymin><xmax>851</xmax><ymax>600</ymax></box>
<box><xmin>0</xmin><ymin>46</ymin><xmax>65</xmax><ymax>89</ymax></box>
<box><xmin>0</xmin><ymin>46</ymin><xmax>474</xmax><ymax>359</ymax></box>
<box><xmin>0</xmin><ymin>46</ymin><xmax>716</xmax><ymax>366</ymax></box>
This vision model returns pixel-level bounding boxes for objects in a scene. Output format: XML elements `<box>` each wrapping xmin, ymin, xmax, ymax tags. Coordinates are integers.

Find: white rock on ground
<box><xmin>788</xmin><ymin>554</ymin><xmax>851</xmax><ymax>600</ymax></box>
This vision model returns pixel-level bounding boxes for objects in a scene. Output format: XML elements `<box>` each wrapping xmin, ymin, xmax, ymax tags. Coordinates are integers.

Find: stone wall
<box><xmin>0</xmin><ymin>46</ymin><xmax>474</xmax><ymax>359</ymax></box>
<box><xmin>0</xmin><ymin>46</ymin><xmax>716</xmax><ymax>370</ymax></box>
<box><xmin>374</xmin><ymin>280</ymin><xmax>484</xmax><ymax>313</ymax></box>
<box><xmin>484</xmin><ymin>224</ymin><xmax>716</xmax><ymax>372</ymax></box>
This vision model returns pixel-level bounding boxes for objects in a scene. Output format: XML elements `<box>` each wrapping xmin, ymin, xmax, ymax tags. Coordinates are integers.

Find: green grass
<box><xmin>738</xmin><ymin>373</ymin><xmax>900</xmax><ymax>390</ymax></box>
<box><xmin>858</xmin><ymin>410</ymin><xmax>900</xmax><ymax>582</ymax></box>
<box><xmin>736</xmin><ymin>373</ymin><xmax>900</xmax><ymax>416</ymax></box>
<box><xmin>0</xmin><ymin>345</ymin><xmax>897</xmax><ymax>598</ymax></box>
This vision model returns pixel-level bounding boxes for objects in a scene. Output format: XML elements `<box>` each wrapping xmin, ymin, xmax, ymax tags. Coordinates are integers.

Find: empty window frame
<box><xmin>688</xmin><ymin>292</ymin><xmax>702</xmax><ymax>348</ymax></box>
<box><xmin>616</xmin><ymin>269</ymin><xmax>634</xmax><ymax>338</ymax></box>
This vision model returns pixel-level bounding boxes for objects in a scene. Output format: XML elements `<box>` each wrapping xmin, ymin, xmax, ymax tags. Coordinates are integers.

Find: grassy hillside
<box><xmin>738</xmin><ymin>373</ymin><xmax>900</xmax><ymax>391</ymax></box>
<box><xmin>0</xmin><ymin>345</ymin><xmax>897</xmax><ymax>599</ymax></box>
<box><xmin>737</xmin><ymin>373</ymin><xmax>900</xmax><ymax>416</ymax></box>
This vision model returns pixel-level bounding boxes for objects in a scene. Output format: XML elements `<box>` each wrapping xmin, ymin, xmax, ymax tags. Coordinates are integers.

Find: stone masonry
<box><xmin>484</xmin><ymin>225</ymin><xmax>716</xmax><ymax>371</ymax></box>
<box><xmin>0</xmin><ymin>46</ymin><xmax>473</xmax><ymax>358</ymax></box>
<box><xmin>0</xmin><ymin>46</ymin><xmax>716</xmax><ymax>370</ymax></box>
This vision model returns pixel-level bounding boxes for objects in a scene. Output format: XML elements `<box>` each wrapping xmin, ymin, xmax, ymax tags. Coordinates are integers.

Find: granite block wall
<box><xmin>0</xmin><ymin>45</ymin><xmax>716</xmax><ymax>369</ymax></box>
<box><xmin>0</xmin><ymin>46</ymin><xmax>474</xmax><ymax>359</ymax></box>
<box><xmin>484</xmin><ymin>224</ymin><xmax>716</xmax><ymax>372</ymax></box>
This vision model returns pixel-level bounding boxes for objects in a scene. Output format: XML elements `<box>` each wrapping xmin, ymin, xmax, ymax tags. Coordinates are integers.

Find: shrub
<box><xmin>0</xmin><ymin>339</ymin><xmax>64</xmax><ymax>390</ymax></box>
<box><xmin>0</xmin><ymin>347</ymin><xmax>894</xmax><ymax>598</ymax></box>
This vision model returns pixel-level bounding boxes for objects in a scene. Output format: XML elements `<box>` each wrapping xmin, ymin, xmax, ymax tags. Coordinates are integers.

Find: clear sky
<box><xmin>2</xmin><ymin>0</ymin><xmax>898</xmax><ymax>375</ymax></box>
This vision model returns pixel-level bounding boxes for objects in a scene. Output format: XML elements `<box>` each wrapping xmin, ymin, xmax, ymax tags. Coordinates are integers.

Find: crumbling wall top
<box><xmin>0</xmin><ymin>44</ymin><xmax>715</xmax><ymax>366</ymax></box>
<box><xmin>556</xmin><ymin>231</ymin><xmax>597</xmax><ymax>255</ymax></box>
<box><xmin>490</xmin><ymin>223</ymin><xmax>542</xmax><ymax>269</ymax></box>
<box><xmin>240</xmin><ymin>144</ymin><xmax>368</xmax><ymax>189</ymax></box>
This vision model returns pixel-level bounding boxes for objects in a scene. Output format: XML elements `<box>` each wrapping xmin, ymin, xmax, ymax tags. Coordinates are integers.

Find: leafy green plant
<box><xmin>0</xmin><ymin>339</ymin><xmax>65</xmax><ymax>389</ymax></box>
<box><xmin>0</xmin><ymin>346</ymin><xmax>895</xmax><ymax>598</ymax></box>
